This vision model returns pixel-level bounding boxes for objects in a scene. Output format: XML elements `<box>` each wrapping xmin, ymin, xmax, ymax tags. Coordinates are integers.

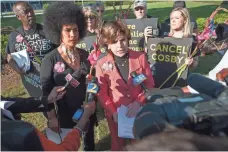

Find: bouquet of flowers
<box><xmin>197</xmin><ymin>6</ymin><xmax>228</xmax><ymax>55</ymax></box>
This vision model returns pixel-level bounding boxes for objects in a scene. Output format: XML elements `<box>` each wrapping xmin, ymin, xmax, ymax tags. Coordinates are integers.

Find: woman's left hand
<box><xmin>185</xmin><ymin>57</ymin><xmax>193</xmax><ymax>66</ymax></box>
<box><xmin>126</xmin><ymin>101</ymin><xmax>141</xmax><ymax>118</ymax></box>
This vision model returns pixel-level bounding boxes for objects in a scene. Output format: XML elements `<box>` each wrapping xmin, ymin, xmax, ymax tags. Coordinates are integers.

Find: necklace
<box><xmin>116</xmin><ymin>60</ymin><xmax>128</xmax><ymax>67</ymax></box>
<box><xmin>62</xmin><ymin>45</ymin><xmax>79</xmax><ymax>63</ymax></box>
<box><xmin>115</xmin><ymin>54</ymin><xmax>129</xmax><ymax>67</ymax></box>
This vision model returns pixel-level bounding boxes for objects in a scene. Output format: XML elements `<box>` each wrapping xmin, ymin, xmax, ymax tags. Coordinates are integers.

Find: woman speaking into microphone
<box><xmin>95</xmin><ymin>20</ymin><xmax>155</xmax><ymax>150</ymax></box>
<box><xmin>40</xmin><ymin>2</ymin><xmax>96</xmax><ymax>151</ymax></box>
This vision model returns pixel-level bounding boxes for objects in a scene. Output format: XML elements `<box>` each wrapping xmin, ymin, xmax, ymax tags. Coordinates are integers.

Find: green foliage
<box><xmin>43</xmin><ymin>3</ymin><xmax>49</xmax><ymax>10</ymax></box>
<box><xmin>1</xmin><ymin>34</ymin><xmax>9</xmax><ymax>64</ymax></box>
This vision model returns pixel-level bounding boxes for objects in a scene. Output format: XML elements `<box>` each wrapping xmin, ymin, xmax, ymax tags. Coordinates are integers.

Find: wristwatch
<box><xmin>73</xmin><ymin>126</ymin><xmax>86</xmax><ymax>137</ymax></box>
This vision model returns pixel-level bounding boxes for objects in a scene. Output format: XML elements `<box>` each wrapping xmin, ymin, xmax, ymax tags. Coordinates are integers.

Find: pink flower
<box><xmin>101</xmin><ymin>61</ymin><xmax>113</xmax><ymax>72</ymax></box>
<box><xmin>88</xmin><ymin>43</ymin><xmax>101</xmax><ymax>66</ymax></box>
<box><xmin>197</xmin><ymin>27</ymin><xmax>216</xmax><ymax>42</ymax></box>
<box><xmin>16</xmin><ymin>34</ymin><xmax>24</xmax><ymax>43</ymax></box>
<box><xmin>54</xmin><ymin>62</ymin><xmax>66</xmax><ymax>73</ymax></box>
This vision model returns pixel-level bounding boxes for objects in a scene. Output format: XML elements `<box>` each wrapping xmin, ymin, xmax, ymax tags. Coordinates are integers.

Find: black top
<box><xmin>114</xmin><ymin>53</ymin><xmax>129</xmax><ymax>83</ymax></box>
<box><xmin>1</xmin><ymin>96</ymin><xmax>53</xmax><ymax>114</ymax></box>
<box><xmin>1</xmin><ymin>120</ymin><xmax>44</xmax><ymax>151</ymax></box>
<box><xmin>5</xmin><ymin>23</ymin><xmax>56</xmax><ymax>97</ymax></box>
<box><xmin>6</xmin><ymin>23</ymin><xmax>56</xmax><ymax>62</ymax></box>
<box><xmin>40</xmin><ymin>48</ymin><xmax>90</xmax><ymax>128</ymax></box>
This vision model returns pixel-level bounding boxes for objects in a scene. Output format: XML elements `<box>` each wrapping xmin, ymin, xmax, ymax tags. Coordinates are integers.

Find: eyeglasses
<box><xmin>135</xmin><ymin>7</ymin><xmax>144</xmax><ymax>11</ymax></box>
<box><xmin>85</xmin><ymin>16</ymin><xmax>96</xmax><ymax>20</ymax></box>
<box><xmin>97</xmin><ymin>10</ymin><xmax>104</xmax><ymax>13</ymax></box>
<box><xmin>18</xmin><ymin>8</ymin><xmax>34</xmax><ymax>16</ymax></box>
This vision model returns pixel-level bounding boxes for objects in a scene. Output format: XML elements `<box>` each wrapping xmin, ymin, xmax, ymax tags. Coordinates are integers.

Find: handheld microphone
<box><xmin>85</xmin><ymin>76</ymin><xmax>99</xmax><ymax>102</ymax></box>
<box><xmin>187</xmin><ymin>73</ymin><xmax>226</xmax><ymax>98</ymax></box>
<box><xmin>131</xmin><ymin>71</ymin><xmax>148</xmax><ymax>92</ymax></box>
<box><xmin>72</xmin><ymin>76</ymin><xmax>99</xmax><ymax>122</ymax></box>
<box><xmin>63</xmin><ymin>69</ymin><xmax>81</xmax><ymax>89</ymax></box>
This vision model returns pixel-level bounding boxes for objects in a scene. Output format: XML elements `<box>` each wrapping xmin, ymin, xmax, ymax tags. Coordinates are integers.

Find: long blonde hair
<box><xmin>169</xmin><ymin>7</ymin><xmax>192</xmax><ymax>38</ymax></box>
<box><xmin>83</xmin><ymin>6</ymin><xmax>99</xmax><ymax>29</ymax></box>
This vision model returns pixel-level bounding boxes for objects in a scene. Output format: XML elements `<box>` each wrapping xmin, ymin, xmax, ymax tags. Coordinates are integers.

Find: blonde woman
<box><xmin>169</xmin><ymin>7</ymin><xmax>198</xmax><ymax>68</ymax></box>
<box><xmin>83</xmin><ymin>6</ymin><xmax>99</xmax><ymax>36</ymax></box>
<box><xmin>169</xmin><ymin>7</ymin><xmax>191</xmax><ymax>38</ymax></box>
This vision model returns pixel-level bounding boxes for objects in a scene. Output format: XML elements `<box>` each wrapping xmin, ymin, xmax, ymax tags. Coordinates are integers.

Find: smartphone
<box><xmin>72</xmin><ymin>109</ymin><xmax>84</xmax><ymax>122</ymax></box>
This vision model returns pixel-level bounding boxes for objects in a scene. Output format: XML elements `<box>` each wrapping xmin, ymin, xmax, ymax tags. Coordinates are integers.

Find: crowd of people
<box><xmin>2</xmin><ymin>0</ymin><xmax>228</xmax><ymax>151</ymax></box>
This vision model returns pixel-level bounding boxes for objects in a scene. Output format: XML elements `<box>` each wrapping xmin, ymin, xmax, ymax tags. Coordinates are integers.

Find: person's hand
<box><xmin>48</xmin><ymin>117</ymin><xmax>61</xmax><ymax>133</ymax></box>
<box><xmin>47</xmin><ymin>86</ymin><xmax>66</xmax><ymax>103</ymax></box>
<box><xmin>81</xmin><ymin>101</ymin><xmax>96</xmax><ymax>119</ymax></box>
<box><xmin>7</xmin><ymin>54</ymin><xmax>26</xmax><ymax>74</ymax></box>
<box><xmin>144</xmin><ymin>26</ymin><xmax>153</xmax><ymax>38</ymax></box>
<box><xmin>126</xmin><ymin>101</ymin><xmax>141</xmax><ymax>118</ymax></box>
<box><xmin>113</xmin><ymin>112</ymin><xmax>118</xmax><ymax>123</ymax></box>
<box><xmin>185</xmin><ymin>57</ymin><xmax>193</xmax><ymax>66</ymax></box>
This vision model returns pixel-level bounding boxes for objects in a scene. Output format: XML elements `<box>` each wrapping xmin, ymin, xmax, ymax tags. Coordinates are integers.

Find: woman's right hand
<box><xmin>48</xmin><ymin>116</ymin><xmax>61</xmax><ymax>133</ymax></box>
<box><xmin>144</xmin><ymin>26</ymin><xmax>153</xmax><ymax>38</ymax></box>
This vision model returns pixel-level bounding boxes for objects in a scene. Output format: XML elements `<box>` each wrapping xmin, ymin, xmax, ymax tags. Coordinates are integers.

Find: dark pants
<box><xmin>83</xmin><ymin>113</ymin><xmax>97</xmax><ymax>151</ymax></box>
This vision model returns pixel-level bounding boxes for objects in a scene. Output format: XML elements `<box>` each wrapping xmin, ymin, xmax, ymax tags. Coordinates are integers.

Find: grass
<box><xmin>1</xmin><ymin>1</ymin><xmax>227</xmax><ymax>151</ymax></box>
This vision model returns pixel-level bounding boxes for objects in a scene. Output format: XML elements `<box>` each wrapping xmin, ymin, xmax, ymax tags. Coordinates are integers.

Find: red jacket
<box><xmin>96</xmin><ymin>49</ymin><xmax>155</xmax><ymax>117</ymax></box>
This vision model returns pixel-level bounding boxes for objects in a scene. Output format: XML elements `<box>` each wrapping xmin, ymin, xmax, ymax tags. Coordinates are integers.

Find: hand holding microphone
<box><xmin>126</xmin><ymin>71</ymin><xmax>148</xmax><ymax>118</ymax></box>
<box><xmin>47</xmin><ymin>86</ymin><xmax>66</xmax><ymax>103</ymax></box>
<box><xmin>72</xmin><ymin>76</ymin><xmax>99</xmax><ymax>123</ymax></box>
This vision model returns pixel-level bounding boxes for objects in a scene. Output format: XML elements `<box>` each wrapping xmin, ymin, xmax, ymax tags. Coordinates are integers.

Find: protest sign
<box><xmin>123</xmin><ymin>18</ymin><xmax>158</xmax><ymax>51</ymax></box>
<box><xmin>76</xmin><ymin>35</ymin><xmax>97</xmax><ymax>52</ymax></box>
<box><xmin>147</xmin><ymin>37</ymin><xmax>193</xmax><ymax>88</ymax></box>
<box><xmin>21</xmin><ymin>62</ymin><xmax>42</xmax><ymax>97</ymax></box>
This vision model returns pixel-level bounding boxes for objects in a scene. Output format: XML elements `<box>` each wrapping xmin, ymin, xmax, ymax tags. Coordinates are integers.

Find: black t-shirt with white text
<box><xmin>6</xmin><ymin>23</ymin><xmax>55</xmax><ymax>62</ymax></box>
<box><xmin>6</xmin><ymin>23</ymin><xmax>56</xmax><ymax>97</ymax></box>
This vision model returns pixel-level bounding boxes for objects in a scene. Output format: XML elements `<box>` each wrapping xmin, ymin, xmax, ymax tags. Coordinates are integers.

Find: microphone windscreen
<box><xmin>187</xmin><ymin>73</ymin><xmax>226</xmax><ymax>98</ymax></box>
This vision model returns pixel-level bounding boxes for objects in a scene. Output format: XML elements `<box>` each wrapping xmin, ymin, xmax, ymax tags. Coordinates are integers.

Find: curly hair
<box><xmin>43</xmin><ymin>2</ymin><xmax>87</xmax><ymax>45</ymax></box>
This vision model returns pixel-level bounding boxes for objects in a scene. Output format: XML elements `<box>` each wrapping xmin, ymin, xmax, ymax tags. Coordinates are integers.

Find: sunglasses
<box><xmin>85</xmin><ymin>16</ymin><xmax>96</xmax><ymax>20</ymax></box>
<box><xmin>135</xmin><ymin>7</ymin><xmax>144</xmax><ymax>11</ymax></box>
<box><xmin>97</xmin><ymin>10</ymin><xmax>104</xmax><ymax>13</ymax></box>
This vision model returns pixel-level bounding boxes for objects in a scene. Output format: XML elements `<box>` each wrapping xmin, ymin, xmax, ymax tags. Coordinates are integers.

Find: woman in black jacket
<box><xmin>40</xmin><ymin>2</ymin><xmax>96</xmax><ymax>150</ymax></box>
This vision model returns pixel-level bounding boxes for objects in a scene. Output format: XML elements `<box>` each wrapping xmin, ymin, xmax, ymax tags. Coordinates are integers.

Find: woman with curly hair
<box><xmin>40</xmin><ymin>2</ymin><xmax>96</xmax><ymax>150</ymax></box>
<box><xmin>95</xmin><ymin>20</ymin><xmax>155</xmax><ymax>150</ymax></box>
